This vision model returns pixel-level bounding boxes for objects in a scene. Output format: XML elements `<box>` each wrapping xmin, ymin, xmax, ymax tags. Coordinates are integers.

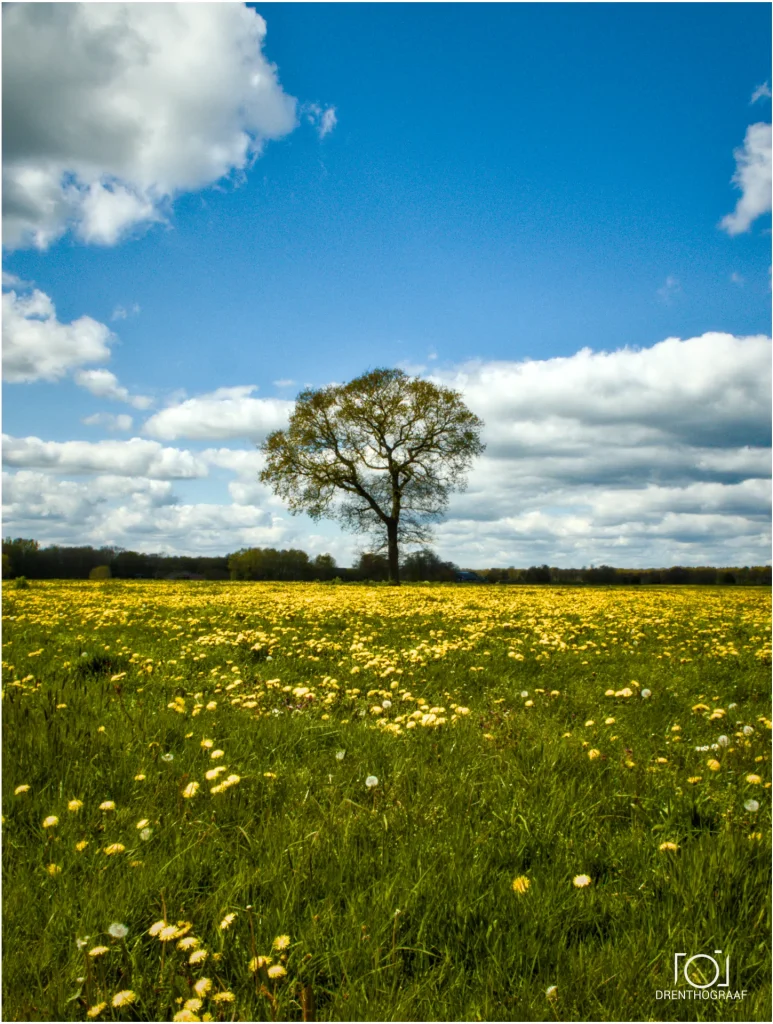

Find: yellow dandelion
<box><xmin>572</xmin><ymin>874</ymin><xmax>592</xmax><ymax>888</ymax></box>
<box><xmin>14</xmin><ymin>785</ymin><xmax>30</xmax><ymax>795</ymax></box>
<box><xmin>512</xmin><ymin>876</ymin><xmax>530</xmax><ymax>895</ymax></box>
<box><xmin>746</xmin><ymin>774</ymin><xmax>762</xmax><ymax>785</ymax></box>
<box><xmin>604</xmin><ymin>717</ymin><xmax>615</xmax><ymax>726</ymax></box>
<box><xmin>267</xmin><ymin>964</ymin><xmax>287</xmax><ymax>980</ymax></box>
<box><xmin>103</xmin><ymin>843</ymin><xmax>125</xmax><ymax>856</ymax></box>
<box><xmin>134</xmin><ymin>774</ymin><xmax>146</xmax><ymax>781</ymax></box>
<box><xmin>172</xmin><ymin>1012</ymin><xmax>199</xmax><ymax>1023</ymax></box>
<box><xmin>136</xmin><ymin>819</ymin><xmax>149</xmax><ymax>829</ymax></box>
<box><xmin>193</xmin><ymin>977</ymin><xmax>212</xmax><ymax>998</ymax></box>
<box><xmin>87</xmin><ymin>1003</ymin><xmax>108</xmax><ymax>1018</ymax></box>
<box><xmin>201</xmin><ymin>739</ymin><xmax>214</xmax><ymax>749</ymax></box>
<box><xmin>272</xmin><ymin>933</ymin><xmax>291</xmax><ymax>950</ymax></box>
<box><xmin>111</xmin><ymin>990</ymin><xmax>136</xmax><ymax>1008</ymax></box>
<box><xmin>177</xmin><ymin>936</ymin><xmax>200</xmax><ymax>951</ymax></box>
<box><xmin>88</xmin><ymin>945</ymin><xmax>110</xmax><ymax>957</ymax></box>
<box><xmin>219</xmin><ymin>912</ymin><xmax>237</xmax><ymax>930</ymax></box>
<box><xmin>249</xmin><ymin>955</ymin><xmax>271</xmax><ymax>971</ymax></box>
<box><xmin>99</xmin><ymin>801</ymin><xmax>116</xmax><ymax>812</ymax></box>
<box><xmin>748</xmin><ymin>832</ymin><xmax>762</xmax><ymax>841</ymax></box>
<box><xmin>707</xmin><ymin>759</ymin><xmax>721</xmax><ymax>772</ymax></box>
<box><xmin>158</xmin><ymin>925</ymin><xmax>180</xmax><ymax>942</ymax></box>
<box><xmin>659</xmin><ymin>842</ymin><xmax>679</xmax><ymax>852</ymax></box>
<box><xmin>42</xmin><ymin>815</ymin><xmax>59</xmax><ymax>828</ymax></box>
<box><xmin>210</xmin><ymin>750</ymin><xmax>224</xmax><ymax>760</ymax></box>
<box><xmin>184</xmin><ymin>999</ymin><xmax>203</xmax><ymax>1012</ymax></box>
<box><xmin>212</xmin><ymin>992</ymin><xmax>235</xmax><ymax>1003</ymax></box>
<box><xmin>205</xmin><ymin>766</ymin><xmax>226</xmax><ymax>780</ymax></box>
<box><xmin>182</xmin><ymin>782</ymin><xmax>200</xmax><ymax>799</ymax></box>
<box><xmin>587</xmin><ymin>749</ymin><xmax>600</xmax><ymax>760</ymax></box>
<box><xmin>189</xmin><ymin>949</ymin><xmax>208</xmax><ymax>965</ymax></box>
<box><xmin>68</xmin><ymin>799</ymin><xmax>83</xmax><ymax>812</ymax></box>
<box><xmin>46</xmin><ymin>863</ymin><xmax>62</xmax><ymax>876</ymax></box>
<box><xmin>75</xmin><ymin>840</ymin><xmax>89</xmax><ymax>851</ymax></box>
<box><xmin>687</xmin><ymin>776</ymin><xmax>702</xmax><ymax>784</ymax></box>
<box><xmin>148</xmin><ymin>920</ymin><xmax>166</xmax><ymax>936</ymax></box>
<box><xmin>263</xmin><ymin>771</ymin><xmax>277</xmax><ymax>778</ymax></box>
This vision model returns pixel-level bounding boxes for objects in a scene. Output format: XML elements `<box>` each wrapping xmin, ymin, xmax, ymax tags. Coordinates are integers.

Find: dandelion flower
<box><xmin>267</xmin><ymin>964</ymin><xmax>287</xmax><ymax>980</ymax></box>
<box><xmin>134</xmin><ymin>774</ymin><xmax>146</xmax><ymax>781</ymax></box>
<box><xmin>111</xmin><ymin>990</ymin><xmax>136</xmax><ymax>1008</ymax></box>
<box><xmin>263</xmin><ymin>771</ymin><xmax>277</xmax><ymax>778</ymax></box>
<box><xmin>184</xmin><ymin>999</ymin><xmax>203</xmax><ymax>1012</ymax></box>
<box><xmin>365</xmin><ymin>775</ymin><xmax>379</xmax><ymax>789</ymax></box>
<box><xmin>744</xmin><ymin>799</ymin><xmax>760</xmax><ymax>813</ymax></box>
<box><xmin>108</xmin><ymin>922</ymin><xmax>129</xmax><ymax>939</ymax></box>
<box><xmin>687</xmin><ymin>776</ymin><xmax>702</xmax><ymax>785</ymax></box>
<box><xmin>572</xmin><ymin>874</ymin><xmax>592</xmax><ymax>888</ymax></box>
<box><xmin>193</xmin><ymin>977</ymin><xmax>212</xmax><ymax>998</ymax></box>
<box><xmin>249</xmin><ymin>955</ymin><xmax>271</xmax><ymax>971</ymax></box>
<box><xmin>47</xmin><ymin>863</ymin><xmax>62</xmax><ymax>875</ymax></box>
<box><xmin>659</xmin><ymin>842</ymin><xmax>679</xmax><ymax>852</ymax></box>
<box><xmin>76</xmin><ymin>840</ymin><xmax>89</xmax><ymax>851</ymax></box>
<box><xmin>14</xmin><ymin>785</ymin><xmax>30</xmax><ymax>795</ymax></box>
<box><xmin>140</xmin><ymin>828</ymin><xmax>152</xmax><ymax>841</ymax></box>
<box><xmin>604</xmin><ymin>717</ymin><xmax>615</xmax><ymax>726</ymax></box>
<box><xmin>42</xmin><ymin>815</ymin><xmax>59</xmax><ymax>828</ymax></box>
<box><xmin>148</xmin><ymin>920</ymin><xmax>166</xmax><ymax>937</ymax></box>
<box><xmin>172</xmin><ymin>1012</ymin><xmax>199</xmax><ymax>1022</ymax></box>
<box><xmin>159</xmin><ymin>924</ymin><xmax>180</xmax><ymax>942</ymax></box>
<box><xmin>224</xmin><ymin>774</ymin><xmax>240</xmax><ymax>786</ymax></box>
<box><xmin>584</xmin><ymin>720</ymin><xmax>595</xmax><ymax>728</ymax></box>
<box><xmin>189</xmin><ymin>949</ymin><xmax>208</xmax><ymax>965</ymax></box>
<box><xmin>87</xmin><ymin>1003</ymin><xmax>108</xmax><ymax>1017</ymax></box>
<box><xmin>103</xmin><ymin>843</ymin><xmax>125</xmax><ymax>856</ymax></box>
<box><xmin>212</xmin><ymin>991</ymin><xmax>235</xmax><ymax>1003</ymax></box>
<box><xmin>177</xmin><ymin>936</ymin><xmax>200</xmax><ymax>951</ymax></box>
<box><xmin>210</xmin><ymin>750</ymin><xmax>224</xmax><ymax>760</ymax></box>
<box><xmin>205</xmin><ymin>766</ymin><xmax>226</xmax><ymax>780</ymax></box>
<box><xmin>512</xmin><ymin>876</ymin><xmax>530</xmax><ymax>895</ymax></box>
<box><xmin>746</xmin><ymin>774</ymin><xmax>762</xmax><ymax>785</ymax></box>
<box><xmin>182</xmin><ymin>782</ymin><xmax>200</xmax><ymax>799</ymax></box>
<box><xmin>201</xmin><ymin>739</ymin><xmax>214</xmax><ymax>749</ymax></box>
<box><xmin>88</xmin><ymin>945</ymin><xmax>110</xmax><ymax>957</ymax></box>
<box><xmin>99</xmin><ymin>801</ymin><xmax>116</xmax><ymax>812</ymax></box>
<box><xmin>546</xmin><ymin>985</ymin><xmax>558</xmax><ymax>1000</ymax></box>
<box><xmin>219</xmin><ymin>912</ymin><xmax>237</xmax><ymax>930</ymax></box>
<box><xmin>68</xmin><ymin>799</ymin><xmax>83</xmax><ymax>812</ymax></box>
<box><xmin>272</xmin><ymin>934</ymin><xmax>290</xmax><ymax>950</ymax></box>
<box><xmin>588</xmin><ymin>749</ymin><xmax>600</xmax><ymax>760</ymax></box>
<box><xmin>707</xmin><ymin>759</ymin><xmax>721</xmax><ymax>772</ymax></box>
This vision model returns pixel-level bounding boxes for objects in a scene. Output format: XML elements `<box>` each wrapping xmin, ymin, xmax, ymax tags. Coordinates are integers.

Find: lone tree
<box><xmin>260</xmin><ymin>368</ymin><xmax>485</xmax><ymax>585</ymax></box>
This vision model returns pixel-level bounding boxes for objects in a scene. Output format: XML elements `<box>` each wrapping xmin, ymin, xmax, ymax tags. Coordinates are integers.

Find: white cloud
<box><xmin>751</xmin><ymin>82</ymin><xmax>772</xmax><ymax>103</ymax></box>
<box><xmin>272</xmin><ymin>378</ymin><xmax>296</xmax><ymax>388</ymax></box>
<box><xmin>656</xmin><ymin>275</ymin><xmax>681</xmax><ymax>304</ymax></box>
<box><xmin>303</xmin><ymin>103</ymin><xmax>337</xmax><ymax>139</ymax></box>
<box><xmin>74</xmin><ymin>368</ymin><xmax>153</xmax><ymax>409</ymax></box>
<box><xmin>111</xmin><ymin>303</ymin><xmax>141</xmax><ymax>321</ymax></box>
<box><xmin>2</xmin><ymin>287</ymin><xmax>113</xmax><ymax>382</ymax></box>
<box><xmin>730</xmin><ymin>272</ymin><xmax>745</xmax><ymax>286</ymax></box>
<box><xmin>2</xmin><ymin>2</ymin><xmax>297</xmax><ymax>249</ymax></box>
<box><xmin>142</xmin><ymin>386</ymin><xmax>292</xmax><ymax>440</ymax></box>
<box><xmin>2</xmin><ymin>435</ymin><xmax>209</xmax><ymax>479</ymax></box>
<box><xmin>719</xmin><ymin>121</ymin><xmax>772</xmax><ymax>235</ymax></box>
<box><xmin>82</xmin><ymin>413</ymin><xmax>134</xmax><ymax>432</ymax></box>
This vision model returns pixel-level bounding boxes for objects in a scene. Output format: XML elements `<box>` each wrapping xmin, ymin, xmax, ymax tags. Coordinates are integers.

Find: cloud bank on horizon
<box><xmin>1</xmin><ymin>3</ymin><xmax>770</xmax><ymax>568</ymax></box>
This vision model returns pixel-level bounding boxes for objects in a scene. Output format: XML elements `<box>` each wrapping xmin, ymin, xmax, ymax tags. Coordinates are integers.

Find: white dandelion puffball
<box><xmin>365</xmin><ymin>775</ymin><xmax>379</xmax><ymax>789</ymax></box>
<box><xmin>743</xmin><ymin>725</ymin><xmax>754</xmax><ymax>737</ymax></box>
<box><xmin>335</xmin><ymin>750</ymin><xmax>345</xmax><ymax>761</ymax></box>
<box><xmin>717</xmin><ymin>735</ymin><xmax>729</xmax><ymax>748</ymax></box>
<box><xmin>108</xmin><ymin>922</ymin><xmax>129</xmax><ymax>939</ymax></box>
<box><xmin>744</xmin><ymin>799</ymin><xmax>760</xmax><ymax>813</ymax></box>
<box><xmin>381</xmin><ymin>700</ymin><xmax>392</xmax><ymax>709</ymax></box>
<box><xmin>641</xmin><ymin>689</ymin><xmax>652</xmax><ymax>699</ymax></box>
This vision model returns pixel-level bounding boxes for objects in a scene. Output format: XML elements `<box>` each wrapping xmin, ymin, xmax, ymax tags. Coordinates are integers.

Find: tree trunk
<box><xmin>386</xmin><ymin>518</ymin><xmax>400</xmax><ymax>586</ymax></box>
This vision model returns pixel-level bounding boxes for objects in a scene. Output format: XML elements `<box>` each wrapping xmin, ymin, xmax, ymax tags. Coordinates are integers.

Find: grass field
<box><xmin>2</xmin><ymin>580</ymin><xmax>771</xmax><ymax>1022</ymax></box>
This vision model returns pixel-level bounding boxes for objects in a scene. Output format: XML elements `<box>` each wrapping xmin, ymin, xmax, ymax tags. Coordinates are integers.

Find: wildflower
<box><xmin>193</xmin><ymin>978</ymin><xmax>212</xmax><ymax>998</ymax></box>
<box><xmin>717</xmin><ymin>735</ymin><xmax>729</xmax><ymax>748</ymax></box>
<box><xmin>148</xmin><ymin>920</ymin><xmax>167</xmax><ymax>936</ymax></box>
<box><xmin>687</xmin><ymin>776</ymin><xmax>702</xmax><ymax>785</ymax></box>
<box><xmin>172</xmin><ymin>1012</ymin><xmax>199</xmax><ymax>1022</ymax></box>
<box><xmin>177</xmin><ymin>936</ymin><xmax>200</xmax><ymax>951</ymax></box>
<box><xmin>161</xmin><ymin>753</ymin><xmax>174</xmax><ymax>762</ymax></box>
<box><xmin>108</xmin><ymin>923</ymin><xmax>129</xmax><ymax>939</ymax></box>
<box><xmin>707</xmin><ymin>759</ymin><xmax>721</xmax><ymax>772</ymax></box>
<box><xmin>212</xmin><ymin>992</ymin><xmax>235</xmax><ymax>1003</ymax></box>
<box><xmin>749</xmin><ymin>832</ymin><xmax>762</xmax><ymax>840</ymax></box>
<box><xmin>99</xmin><ymin>801</ymin><xmax>116</xmax><ymax>812</ymax></box>
<box><xmin>365</xmin><ymin>775</ymin><xmax>379</xmax><ymax>789</ymax></box>
<box><xmin>14</xmin><ymin>785</ymin><xmax>30</xmax><ymax>795</ymax></box>
<box><xmin>588</xmin><ymin>749</ymin><xmax>600</xmax><ymax>760</ymax></box>
<box><xmin>520</xmin><ymin>691</ymin><xmax>529</xmax><ymax>698</ymax></box>
<box><xmin>136</xmin><ymin>819</ymin><xmax>149</xmax><ymax>829</ymax></box>
<box><xmin>335</xmin><ymin>750</ymin><xmax>346</xmax><ymax>760</ymax></box>
<box><xmin>746</xmin><ymin>774</ymin><xmax>762</xmax><ymax>785</ymax></box>
<box><xmin>225</xmin><ymin>774</ymin><xmax>241</xmax><ymax>786</ymax></box>
<box><xmin>205</xmin><ymin>766</ymin><xmax>226</xmax><ymax>780</ymax></box>
<box><xmin>584</xmin><ymin>720</ymin><xmax>595</xmax><ymax>728</ymax></box>
<box><xmin>267</xmin><ymin>964</ymin><xmax>287</xmax><ymax>979</ymax></box>
<box><xmin>201</xmin><ymin>739</ymin><xmax>214</xmax><ymax>749</ymax></box>
<box><xmin>103</xmin><ymin>843</ymin><xmax>126</xmax><ymax>856</ymax></box>
<box><xmin>87</xmin><ymin>1003</ymin><xmax>108</xmax><ymax>1017</ymax></box>
<box><xmin>140</xmin><ymin>828</ymin><xmax>152</xmax><ymax>841</ymax></box>
<box><xmin>184</xmin><ymin>999</ymin><xmax>203</xmax><ymax>1012</ymax></box>
<box><xmin>111</xmin><ymin>990</ymin><xmax>136</xmax><ymax>1008</ymax></box>
<box><xmin>68</xmin><ymin>799</ymin><xmax>83</xmax><ymax>812</ymax></box>
<box><xmin>659</xmin><ymin>842</ymin><xmax>679</xmax><ymax>852</ymax></box>
<box><xmin>189</xmin><ymin>949</ymin><xmax>208</xmax><ymax>965</ymax></box>
<box><xmin>263</xmin><ymin>771</ymin><xmax>277</xmax><ymax>779</ymax></box>
<box><xmin>159</xmin><ymin>925</ymin><xmax>180</xmax><ymax>942</ymax></box>
<box><xmin>97</xmin><ymin>726</ymin><xmax>106</xmax><ymax>734</ymax></box>
<box><xmin>382</xmin><ymin>699</ymin><xmax>392</xmax><ymax>709</ymax></box>
<box><xmin>42</xmin><ymin>815</ymin><xmax>59</xmax><ymax>828</ymax></box>
<box><xmin>512</xmin><ymin>876</ymin><xmax>530</xmax><ymax>895</ymax></box>
<box><xmin>219</xmin><ymin>913</ymin><xmax>237</xmax><ymax>930</ymax></box>
<box><xmin>249</xmin><ymin>955</ymin><xmax>271</xmax><ymax>971</ymax></box>
<box><xmin>546</xmin><ymin>985</ymin><xmax>558</xmax><ymax>1000</ymax></box>
<box><xmin>210</xmin><ymin>750</ymin><xmax>224</xmax><ymax>760</ymax></box>
<box><xmin>641</xmin><ymin>689</ymin><xmax>652</xmax><ymax>699</ymax></box>
<box><xmin>572</xmin><ymin>874</ymin><xmax>592</xmax><ymax>888</ymax></box>
<box><xmin>272</xmin><ymin>934</ymin><xmax>291</xmax><ymax>950</ymax></box>
<box><xmin>604</xmin><ymin>717</ymin><xmax>615</xmax><ymax>726</ymax></box>
<box><xmin>744</xmin><ymin>799</ymin><xmax>760</xmax><ymax>813</ymax></box>
<box><xmin>47</xmin><ymin>863</ymin><xmax>62</xmax><ymax>875</ymax></box>
<box><xmin>524</xmin><ymin>700</ymin><xmax>534</xmax><ymax>707</ymax></box>
<box><xmin>743</xmin><ymin>725</ymin><xmax>755</xmax><ymax>737</ymax></box>
<box><xmin>134</xmin><ymin>774</ymin><xmax>146</xmax><ymax>781</ymax></box>
<box><xmin>76</xmin><ymin>839</ymin><xmax>89</xmax><ymax>851</ymax></box>
<box><xmin>88</xmin><ymin>946</ymin><xmax>110</xmax><ymax>957</ymax></box>
<box><xmin>182</xmin><ymin>782</ymin><xmax>200</xmax><ymax>799</ymax></box>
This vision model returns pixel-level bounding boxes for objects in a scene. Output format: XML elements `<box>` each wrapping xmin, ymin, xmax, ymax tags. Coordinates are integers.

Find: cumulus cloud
<box><xmin>74</xmin><ymin>368</ymin><xmax>153</xmax><ymax>409</ymax></box>
<box><xmin>303</xmin><ymin>103</ymin><xmax>337</xmax><ymax>139</ymax></box>
<box><xmin>719</xmin><ymin>121</ymin><xmax>772</xmax><ymax>235</ymax></box>
<box><xmin>2</xmin><ymin>435</ymin><xmax>209</xmax><ymax>479</ymax></box>
<box><xmin>751</xmin><ymin>82</ymin><xmax>772</xmax><ymax>103</ymax></box>
<box><xmin>2</xmin><ymin>2</ymin><xmax>298</xmax><ymax>248</ymax></box>
<box><xmin>82</xmin><ymin>413</ymin><xmax>134</xmax><ymax>433</ymax></box>
<box><xmin>142</xmin><ymin>386</ymin><xmax>292</xmax><ymax>440</ymax></box>
<box><xmin>2</xmin><ymin>286</ymin><xmax>113</xmax><ymax>382</ymax></box>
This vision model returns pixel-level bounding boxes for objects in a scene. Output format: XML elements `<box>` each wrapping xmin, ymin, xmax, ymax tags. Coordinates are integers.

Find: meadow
<box><xmin>2</xmin><ymin>580</ymin><xmax>770</xmax><ymax>1023</ymax></box>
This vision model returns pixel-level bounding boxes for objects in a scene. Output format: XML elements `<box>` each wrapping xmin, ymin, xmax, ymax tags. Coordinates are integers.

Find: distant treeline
<box><xmin>2</xmin><ymin>538</ymin><xmax>770</xmax><ymax>586</ymax></box>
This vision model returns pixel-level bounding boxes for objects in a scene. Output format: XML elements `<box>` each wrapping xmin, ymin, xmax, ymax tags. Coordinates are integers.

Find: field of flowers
<box><xmin>2</xmin><ymin>580</ymin><xmax>771</xmax><ymax>1022</ymax></box>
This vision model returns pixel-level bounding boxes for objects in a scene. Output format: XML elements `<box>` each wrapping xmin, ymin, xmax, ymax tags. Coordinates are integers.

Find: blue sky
<box><xmin>2</xmin><ymin>2</ymin><xmax>771</xmax><ymax>567</ymax></box>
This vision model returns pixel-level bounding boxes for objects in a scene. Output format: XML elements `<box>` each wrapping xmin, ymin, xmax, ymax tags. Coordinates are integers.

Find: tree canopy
<box><xmin>259</xmin><ymin>368</ymin><xmax>485</xmax><ymax>584</ymax></box>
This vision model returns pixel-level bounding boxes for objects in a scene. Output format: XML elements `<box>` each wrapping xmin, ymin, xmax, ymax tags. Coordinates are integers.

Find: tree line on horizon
<box><xmin>2</xmin><ymin>538</ymin><xmax>770</xmax><ymax>587</ymax></box>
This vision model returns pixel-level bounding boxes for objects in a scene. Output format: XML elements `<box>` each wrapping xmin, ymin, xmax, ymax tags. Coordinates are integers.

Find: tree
<box><xmin>260</xmin><ymin>369</ymin><xmax>485</xmax><ymax>584</ymax></box>
<box><xmin>401</xmin><ymin>547</ymin><xmax>457</xmax><ymax>582</ymax></box>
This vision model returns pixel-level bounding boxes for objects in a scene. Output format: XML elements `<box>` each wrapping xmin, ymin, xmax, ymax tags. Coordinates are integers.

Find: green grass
<box><xmin>2</xmin><ymin>581</ymin><xmax>771</xmax><ymax>1021</ymax></box>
